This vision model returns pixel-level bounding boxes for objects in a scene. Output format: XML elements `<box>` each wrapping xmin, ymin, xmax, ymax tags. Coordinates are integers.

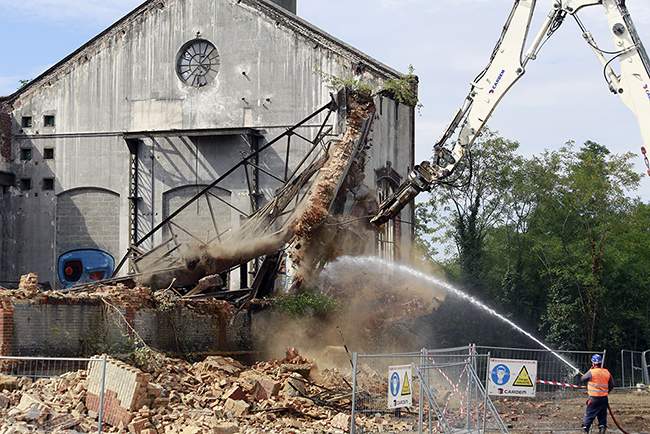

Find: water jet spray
<box><xmin>326</xmin><ymin>256</ymin><xmax>581</xmax><ymax>375</ymax></box>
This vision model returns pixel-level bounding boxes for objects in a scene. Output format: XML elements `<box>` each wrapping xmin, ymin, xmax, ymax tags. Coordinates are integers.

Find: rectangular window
<box><xmin>20</xmin><ymin>178</ymin><xmax>31</xmax><ymax>191</ymax></box>
<box><xmin>20</xmin><ymin>148</ymin><xmax>32</xmax><ymax>161</ymax></box>
<box><xmin>43</xmin><ymin>148</ymin><xmax>55</xmax><ymax>160</ymax></box>
<box><xmin>44</xmin><ymin>115</ymin><xmax>55</xmax><ymax>127</ymax></box>
<box><xmin>42</xmin><ymin>178</ymin><xmax>55</xmax><ymax>191</ymax></box>
<box><xmin>21</xmin><ymin>116</ymin><xmax>32</xmax><ymax>128</ymax></box>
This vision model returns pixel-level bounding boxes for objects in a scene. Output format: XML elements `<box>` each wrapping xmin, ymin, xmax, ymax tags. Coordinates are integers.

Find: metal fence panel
<box><xmin>350</xmin><ymin>347</ymin><xmax>508</xmax><ymax>433</ymax></box>
<box><xmin>416</xmin><ymin>355</ymin><xmax>507</xmax><ymax>433</ymax></box>
<box><xmin>620</xmin><ymin>350</ymin><xmax>646</xmax><ymax>388</ymax></box>
<box><xmin>474</xmin><ymin>346</ymin><xmax>603</xmax><ymax>397</ymax></box>
<box><xmin>351</xmin><ymin>351</ymin><xmax>424</xmax><ymax>433</ymax></box>
<box><xmin>0</xmin><ymin>355</ymin><xmax>107</xmax><ymax>433</ymax></box>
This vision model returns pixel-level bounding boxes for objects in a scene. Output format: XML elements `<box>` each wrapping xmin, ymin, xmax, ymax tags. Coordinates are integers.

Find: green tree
<box><xmin>423</xmin><ymin>130</ymin><xmax>523</xmax><ymax>294</ymax></box>
<box><xmin>531</xmin><ymin>142</ymin><xmax>641</xmax><ymax>349</ymax></box>
<box><xmin>416</xmin><ymin>135</ymin><xmax>649</xmax><ymax>352</ymax></box>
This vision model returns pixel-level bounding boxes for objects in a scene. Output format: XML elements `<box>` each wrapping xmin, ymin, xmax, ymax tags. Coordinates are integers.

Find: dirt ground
<box><xmin>495</xmin><ymin>390</ymin><xmax>650</xmax><ymax>433</ymax></box>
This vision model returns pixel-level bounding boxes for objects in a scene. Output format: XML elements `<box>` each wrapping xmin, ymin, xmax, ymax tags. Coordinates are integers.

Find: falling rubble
<box><xmin>149</xmin><ymin>90</ymin><xmax>378</xmax><ymax>294</ymax></box>
<box><xmin>0</xmin><ymin>348</ymin><xmax>417</xmax><ymax>434</ymax></box>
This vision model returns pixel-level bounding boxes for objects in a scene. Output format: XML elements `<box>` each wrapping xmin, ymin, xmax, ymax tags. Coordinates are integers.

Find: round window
<box><xmin>176</xmin><ymin>38</ymin><xmax>221</xmax><ymax>87</ymax></box>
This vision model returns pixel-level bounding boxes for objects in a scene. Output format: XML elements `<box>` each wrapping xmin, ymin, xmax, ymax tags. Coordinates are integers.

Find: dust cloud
<box><xmin>253</xmin><ymin>255</ymin><xmax>448</xmax><ymax>368</ymax></box>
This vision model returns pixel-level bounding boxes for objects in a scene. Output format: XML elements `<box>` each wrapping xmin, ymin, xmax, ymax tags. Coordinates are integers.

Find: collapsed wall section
<box><xmin>0</xmin><ymin>286</ymin><xmax>250</xmax><ymax>357</ymax></box>
<box><xmin>86</xmin><ymin>357</ymin><xmax>152</xmax><ymax>427</ymax></box>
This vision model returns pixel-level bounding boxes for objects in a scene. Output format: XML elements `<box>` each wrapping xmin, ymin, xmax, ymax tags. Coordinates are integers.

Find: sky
<box><xmin>1</xmin><ymin>0</ymin><xmax>650</xmax><ymax>198</ymax></box>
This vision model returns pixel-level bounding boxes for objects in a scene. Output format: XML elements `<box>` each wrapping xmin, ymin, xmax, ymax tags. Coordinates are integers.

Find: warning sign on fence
<box><xmin>487</xmin><ymin>358</ymin><xmax>538</xmax><ymax>397</ymax></box>
<box><xmin>387</xmin><ymin>365</ymin><xmax>413</xmax><ymax>409</ymax></box>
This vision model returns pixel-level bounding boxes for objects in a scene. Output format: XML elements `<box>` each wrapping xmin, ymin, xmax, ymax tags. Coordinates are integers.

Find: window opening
<box><xmin>20</xmin><ymin>148</ymin><xmax>32</xmax><ymax>161</ymax></box>
<box><xmin>20</xmin><ymin>178</ymin><xmax>32</xmax><ymax>191</ymax></box>
<box><xmin>42</xmin><ymin>178</ymin><xmax>55</xmax><ymax>191</ymax></box>
<box><xmin>44</xmin><ymin>115</ymin><xmax>56</xmax><ymax>127</ymax></box>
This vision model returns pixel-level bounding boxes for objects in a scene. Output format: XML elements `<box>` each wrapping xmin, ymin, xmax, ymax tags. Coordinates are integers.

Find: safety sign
<box><xmin>487</xmin><ymin>358</ymin><xmax>537</xmax><ymax>397</ymax></box>
<box><xmin>387</xmin><ymin>365</ymin><xmax>413</xmax><ymax>409</ymax></box>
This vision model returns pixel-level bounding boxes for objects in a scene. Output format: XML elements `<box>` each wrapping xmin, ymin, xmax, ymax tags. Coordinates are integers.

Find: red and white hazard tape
<box><xmin>537</xmin><ymin>379</ymin><xmax>585</xmax><ymax>389</ymax></box>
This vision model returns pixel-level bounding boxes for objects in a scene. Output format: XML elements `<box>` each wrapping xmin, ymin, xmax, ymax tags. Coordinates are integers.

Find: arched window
<box><xmin>376</xmin><ymin>178</ymin><xmax>397</xmax><ymax>261</ymax></box>
<box><xmin>375</xmin><ymin>162</ymin><xmax>402</xmax><ymax>261</ymax></box>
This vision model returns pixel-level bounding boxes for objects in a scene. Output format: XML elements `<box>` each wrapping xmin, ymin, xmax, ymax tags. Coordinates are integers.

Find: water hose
<box><xmin>607</xmin><ymin>404</ymin><xmax>629</xmax><ymax>434</ymax></box>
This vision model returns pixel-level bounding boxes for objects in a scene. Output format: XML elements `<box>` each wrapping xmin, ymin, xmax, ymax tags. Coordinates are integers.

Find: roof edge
<box><xmin>2</xmin><ymin>0</ymin><xmax>405</xmax><ymax>103</ymax></box>
<box><xmin>0</xmin><ymin>0</ymin><xmax>159</xmax><ymax>103</ymax></box>
<box><xmin>247</xmin><ymin>0</ymin><xmax>403</xmax><ymax>79</ymax></box>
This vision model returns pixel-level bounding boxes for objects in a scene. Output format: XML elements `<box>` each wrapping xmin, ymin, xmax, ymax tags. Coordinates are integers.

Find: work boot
<box><xmin>582</xmin><ymin>426</ymin><xmax>589</xmax><ymax>433</ymax></box>
<box><xmin>598</xmin><ymin>426</ymin><xmax>607</xmax><ymax>434</ymax></box>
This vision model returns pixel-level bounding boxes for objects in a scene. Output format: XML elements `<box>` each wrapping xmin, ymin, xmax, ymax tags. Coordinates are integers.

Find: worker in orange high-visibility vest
<box><xmin>581</xmin><ymin>354</ymin><xmax>614</xmax><ymax>433</ymax></box>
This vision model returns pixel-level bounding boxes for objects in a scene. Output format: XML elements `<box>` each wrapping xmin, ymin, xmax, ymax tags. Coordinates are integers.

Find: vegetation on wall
<box><xmin>318</xmin><ymin>64</ymin><xmax>420</xmax><ymax>108</ymax></box>
<box><xmin>381</xmin><ymin>65</ymin><xmax>420</xmax><ymax>107</ymax></box>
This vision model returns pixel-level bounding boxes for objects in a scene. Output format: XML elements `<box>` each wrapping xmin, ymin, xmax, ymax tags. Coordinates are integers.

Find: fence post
<box><xmin>466</xmin><ymin>358</ymin><xmax>471</xmax><ymax>431</ymax></box>
<box><xmin>97</xmin><ymin>355</ymin><xmax>107</xmax><ymax>434</ymax></box>
<box><xmin>418</xmin><ymin>348</ymin><xmax>425</xmax><ymax>433</ymax></box>
<box><xmin>620</xmin><ymin>350</ymin><xmax>625</xmax><ymax>388</ymax></box>
<box><xmin>643</xmin><ymin>350</ymin><xmax>650</xmax><ymax>385</ymax></box>
<box><xmin>602</xmin><ymin>349</ymin><xmax>607</xmax><ymax>368</ymax></box>
<box><xmin>350</xmin><ymin>352</ymin><xmax>358</xmax><ymax>434</ymax></box>
<box><xmin>482</xmin><ymin>352</ymin><xmax>490</xmax><ymax>434</ymax></box>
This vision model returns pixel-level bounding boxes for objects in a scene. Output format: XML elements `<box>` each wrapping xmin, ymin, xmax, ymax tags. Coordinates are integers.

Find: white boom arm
<box><xmin>372</xmin><ymin>0</ymin><xmax>650</xmax><ymax>225</ymax></box>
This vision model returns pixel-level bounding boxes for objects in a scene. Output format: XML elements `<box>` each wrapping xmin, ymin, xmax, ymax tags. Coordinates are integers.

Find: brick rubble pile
<box><xmin>0</xmin><ymin>349</ymin><xmax>417</xmax><ymax>434</ymax></box>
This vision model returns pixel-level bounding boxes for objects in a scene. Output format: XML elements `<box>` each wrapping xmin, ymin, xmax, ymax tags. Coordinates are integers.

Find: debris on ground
<box><xmin>494</xmin><ymin>392</ymin><xmax>650</xmax><ymax>433</ymax></box>
<box><xmin>0</xmin><ymin>348</ymin><xmax>413</xmax><ymax>434</ymax></box>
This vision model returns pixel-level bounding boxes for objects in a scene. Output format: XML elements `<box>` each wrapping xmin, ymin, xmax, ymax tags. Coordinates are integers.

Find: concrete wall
<box><xmin>0</xmin><ymin>0</ymin><xmax>415</xmax><ymax>283</ymax></box>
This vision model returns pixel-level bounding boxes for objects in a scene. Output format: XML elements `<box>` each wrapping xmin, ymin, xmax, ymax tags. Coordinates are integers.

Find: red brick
<box><xmin>0</xmin><ymin>303</ymin><xmax>14</xmax><ymax>356</ymax></box>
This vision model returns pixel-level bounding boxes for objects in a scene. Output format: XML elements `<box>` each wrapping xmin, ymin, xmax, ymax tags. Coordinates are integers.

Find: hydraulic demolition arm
<box><xmin>371</xmin><ymin>0</ymin><xmax>650</xmax><ymax>225</ymax></box>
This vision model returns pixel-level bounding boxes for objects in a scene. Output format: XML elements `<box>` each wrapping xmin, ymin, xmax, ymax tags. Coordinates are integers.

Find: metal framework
<box><xmin>113</xmin><ymin>98</ymin><xmax>339</xmax><ymax>291</ymax></box>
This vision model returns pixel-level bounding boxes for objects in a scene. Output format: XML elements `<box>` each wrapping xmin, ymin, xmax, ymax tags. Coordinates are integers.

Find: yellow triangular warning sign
<box><xmin>401</xmin><ymin>372</ymin><xmax>411</xmax><ymax>396</ymax></box>
<box><xmin>513</xmin><ymin>366</ymin><xmax>534</xmax><ymax>387</ymax></box>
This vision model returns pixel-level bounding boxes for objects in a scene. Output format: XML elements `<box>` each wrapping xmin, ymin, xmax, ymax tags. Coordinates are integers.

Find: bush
<box><xmin>381</xmin><ymin>65</ymin><xmax>420</xmax><ymax>107</ymax></box>
<box><xmin>272</xmin><ymin>292</ymin><xmax>338</xmax><ymax>317</ymax></box>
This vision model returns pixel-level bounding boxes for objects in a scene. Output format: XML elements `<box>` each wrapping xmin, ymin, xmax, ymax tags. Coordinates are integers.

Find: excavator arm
<box><xmin>371</xmin><ymin>0</ymin><xmax>650</xmax><ymax>226</ymax></box>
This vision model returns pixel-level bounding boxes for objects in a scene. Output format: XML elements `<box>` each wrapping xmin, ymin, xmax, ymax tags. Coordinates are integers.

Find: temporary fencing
<box><xmin>417</xmin><ymin>352</ymin><xmax>507</xmax><ymax>433</ymax></box>
<box><xmin>350</xmin><ymin>350</ymin><xmax>423</xmax><ymax>433</ymax></box>
<box><xmin>620</xmin><ymin>349</ymin><xmax>649</xmax><ymax>387</ymax></box>
<box><xmin>0</xmin><ymin>355</ymin><xmax>108</xmax><ymax>433</ymax></box>
<box><xmin>473</xmin><ymin>345</ymin><xmax>605</xmax><ymax>396</ymax></box>
<box><xmin>350</xmin><ymin>346</ymin><xmax>507</xmax><ymax>433</ymax></box>
<box><xmin>349</xmin><ymin>344</ymin><xmax>629</xmax><ymax>433</ymax></box>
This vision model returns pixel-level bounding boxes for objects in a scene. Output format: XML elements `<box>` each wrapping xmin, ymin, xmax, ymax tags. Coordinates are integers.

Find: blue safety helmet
<box><xmin>591</xmin><ymin>354</ymin><xmax>603</xmax><ymax>365</ymax></box>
